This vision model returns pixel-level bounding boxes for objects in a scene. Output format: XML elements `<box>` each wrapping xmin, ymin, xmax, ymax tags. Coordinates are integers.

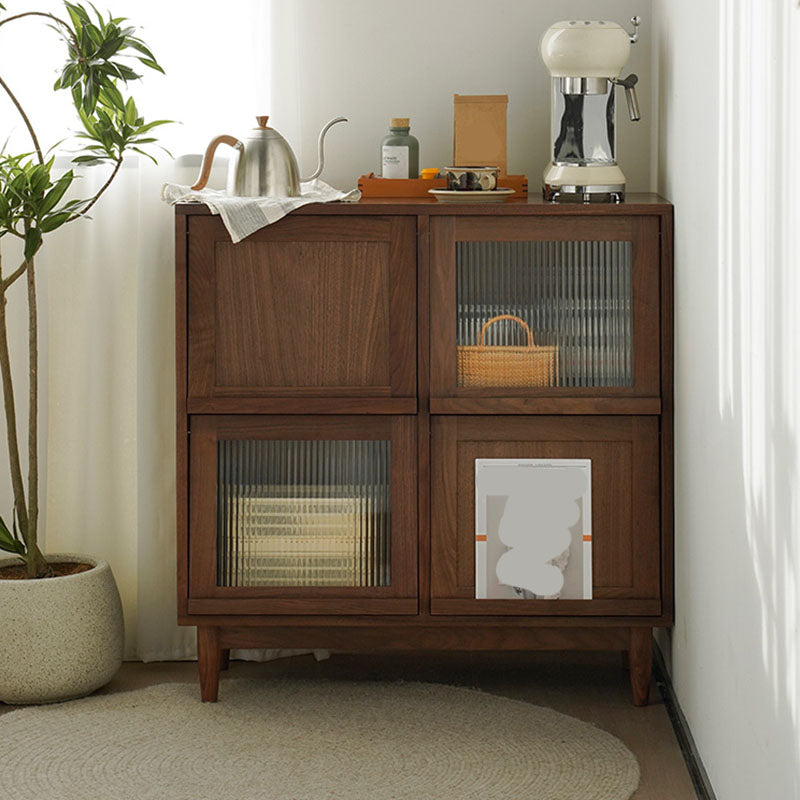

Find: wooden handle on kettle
<box><xmin>190</xmin><ymin>135</ymin><xmax>241</xmax><ymax>191</ymax></box>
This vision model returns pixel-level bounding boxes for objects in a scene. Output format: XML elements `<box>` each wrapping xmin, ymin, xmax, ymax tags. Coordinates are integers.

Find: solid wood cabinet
<box><xmin>175</xmin><ymin>195</ymin><xmax>673</xmax><ymax>705</ymax></box>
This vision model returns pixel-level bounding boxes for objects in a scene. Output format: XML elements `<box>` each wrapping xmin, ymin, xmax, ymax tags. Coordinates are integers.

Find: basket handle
<box><xmin>477</xmin><ymin>315</ymin><xmax>534</xmax><ymax>348</ymax></box>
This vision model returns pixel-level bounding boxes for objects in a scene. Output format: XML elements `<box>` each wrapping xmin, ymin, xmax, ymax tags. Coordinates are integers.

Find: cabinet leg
<box><xmin>629</xmin><ymin>627</ymin><xmax>653</xmax><ymax>706</ymax></box>
<box><xmin>220</xmin><ymin>648</ymin><xmax>231</xmax><ymax>671</ymax></box>
<box><xmin>197</xmin><ymin>626</ymin><xmax>221</xmax><ymax>702</ymax></box>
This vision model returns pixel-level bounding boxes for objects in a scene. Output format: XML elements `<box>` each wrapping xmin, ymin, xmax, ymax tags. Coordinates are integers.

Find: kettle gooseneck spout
<box><xmin>302</xmin><ymin>116</ymin><xmax>348</xmax><ymax>182</ymax></box>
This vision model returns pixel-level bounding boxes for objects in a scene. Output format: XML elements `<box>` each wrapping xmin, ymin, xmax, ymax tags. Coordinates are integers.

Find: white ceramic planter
<box><xmin>0</xmin><ymin>553</ymin><xmax>124</xmax><ymax>704</ymax></box>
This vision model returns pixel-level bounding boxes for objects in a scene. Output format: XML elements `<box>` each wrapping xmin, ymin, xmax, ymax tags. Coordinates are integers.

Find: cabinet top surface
<box><xmin>176</xmin><ymin>193</ymin><xmax>672</xmax><ymax>217</ymax></box>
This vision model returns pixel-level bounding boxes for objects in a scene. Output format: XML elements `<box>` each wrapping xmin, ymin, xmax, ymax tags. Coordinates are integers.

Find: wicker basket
<box><xmin>457</xmin><ymin>315</ymin><xmax>558</xmax><ymax>388</ymax></box>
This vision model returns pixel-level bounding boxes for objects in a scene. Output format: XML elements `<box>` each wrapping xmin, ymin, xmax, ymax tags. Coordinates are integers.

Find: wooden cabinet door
<box><xmin>187</xmin><ymin>215</ymin><xmax>416</xmax><ymax>406</ymax></box>
<box><xmin>430</xmin><ymin>416</ymin><xmax>661</xmax><ymax>616</ymax></box>
<box><xmin>430</xmin><ymin>215</ymin><xmax>661</xmax><ymax>411</ymax></box>
<box><xmin>188</xmin><ymin>415</ymin><xmax>417</xmax><ymax>616</ymax></box>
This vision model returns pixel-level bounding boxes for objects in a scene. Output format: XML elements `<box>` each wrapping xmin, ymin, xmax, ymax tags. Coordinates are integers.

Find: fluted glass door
<box><xmin>429</xmin><ymin>216</ymin><xmax>661</xmax><ymax>401</ymax></box>
<box><xmin>456</xmin><ymin>240</ymin><xmax>633</xmax><ymax>388</ymax></box>
<box><xmin>188</xmin><ymin>416</ymin><xmax>417</xmax><ymax>614</ymax></box>
<box><xmin>217</xmin><ymin>439</ymin><xmax>391</xmax><ymax>588</ymax></box>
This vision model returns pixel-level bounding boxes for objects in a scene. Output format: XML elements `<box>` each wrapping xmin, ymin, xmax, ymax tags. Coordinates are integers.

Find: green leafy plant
<box><xmin>0</xmin><ymin>2</ymin><xmax>170</xmax><ymax>577</ymax></box>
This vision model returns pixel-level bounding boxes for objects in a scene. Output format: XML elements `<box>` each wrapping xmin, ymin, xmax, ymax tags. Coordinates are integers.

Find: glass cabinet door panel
<box><xmin>456</xmin><ymin>240</ymin><xmax>633</xmax><ymax>388</ymax></box>
<box><xmin>188</xmin><ymin>415</ymin><xmax>417</xmax><ymax>614</ymax></box>
<box><xmin>218</xmin><ymin>439</ymin><xmax>391</xmax><ymax>588</ymax></box>
<box><xmin>430</xmin><ymin>216</ymin><xmax>661</xmax><ymax>400</ymax></box>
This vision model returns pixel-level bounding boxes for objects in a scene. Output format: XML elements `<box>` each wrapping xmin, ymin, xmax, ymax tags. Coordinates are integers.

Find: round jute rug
<box><xmin>0</xmin><ymin>678</ymin><xmax>639</xmax><ymax>800</ymax></box>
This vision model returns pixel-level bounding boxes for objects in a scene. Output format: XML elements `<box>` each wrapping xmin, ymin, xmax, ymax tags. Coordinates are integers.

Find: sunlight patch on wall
<box><xmin>716</xmin><ymin>0</ymin><xmax>800</xmax><ymax>781</ymax></box>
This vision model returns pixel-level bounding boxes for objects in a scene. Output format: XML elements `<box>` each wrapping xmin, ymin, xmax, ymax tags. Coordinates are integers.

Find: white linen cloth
<box><xmin>161</xmin><ymin>179</ymin><xmax>360</xmax><ymax>242</ymax></box>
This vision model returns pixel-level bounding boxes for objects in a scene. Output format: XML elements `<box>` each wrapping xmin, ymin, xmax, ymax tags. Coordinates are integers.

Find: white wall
<box><xmin>269</xmin><ymin>0</ymin><xmax>653</xmax><ymax>193</ymax></box>
<box><xmin>653</xmin><ymin>0</ymin><xmax>800</xmax><ymax>797</ymax></box>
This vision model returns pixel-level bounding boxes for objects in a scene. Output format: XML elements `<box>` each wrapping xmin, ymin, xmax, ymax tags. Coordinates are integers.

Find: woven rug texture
<box><xmin>0</xmin><ymin>678</ymin><xmax>640</xmax><ymax>800</ymax></box>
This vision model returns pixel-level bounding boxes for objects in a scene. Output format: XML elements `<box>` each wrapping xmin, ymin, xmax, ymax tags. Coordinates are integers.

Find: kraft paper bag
<box><xmin>453</xmin><ymin>94</ymin><xmax>508</xmax><ymax>176</ymax></box>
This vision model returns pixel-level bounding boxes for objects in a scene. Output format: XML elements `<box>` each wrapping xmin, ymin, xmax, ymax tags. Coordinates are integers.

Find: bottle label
<box><xmin>382</xmin><ymin>145</ymin><xmax>409</xmax><ymax>179</ymax></box>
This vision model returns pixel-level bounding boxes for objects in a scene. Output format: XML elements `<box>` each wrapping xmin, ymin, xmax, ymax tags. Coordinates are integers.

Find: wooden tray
<box><xmin>358</xmin><ymin>173</ymin><xmax>528</xmax><ymax>198</ymax></box>
<box><xmin>358</xmin><ymin>173</ymin><xmax>446</xmax><ymax>197</ymax></box>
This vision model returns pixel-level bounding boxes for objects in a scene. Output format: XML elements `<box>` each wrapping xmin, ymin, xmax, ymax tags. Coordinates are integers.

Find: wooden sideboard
<box><xmin>175</xmin><ymin>194</ymin><xmax>673</xmax><ymax>705</ymax></box>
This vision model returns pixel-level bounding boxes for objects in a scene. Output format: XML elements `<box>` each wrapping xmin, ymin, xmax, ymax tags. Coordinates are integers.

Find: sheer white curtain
<box><xmin>1</xmin><ymin>0</ymin><xmax>270</xmax><ymax>659</ymax></box>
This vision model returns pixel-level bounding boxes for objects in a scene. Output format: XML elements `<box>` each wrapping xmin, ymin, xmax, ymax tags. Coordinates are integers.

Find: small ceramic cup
<box><xmin>445</xmin><ymin>166</ymin><xmax>499</xmax><ymax>191</ymax></box>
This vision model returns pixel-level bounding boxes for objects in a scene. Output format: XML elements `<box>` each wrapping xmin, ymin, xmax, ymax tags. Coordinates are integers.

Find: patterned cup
<box><xmin>445</xmin><ymin>166</ymin><xmax>500</xmax><ymax>191</ymax></box>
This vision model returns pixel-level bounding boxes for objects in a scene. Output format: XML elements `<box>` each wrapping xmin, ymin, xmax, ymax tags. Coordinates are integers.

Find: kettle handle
<box><xmin>190</xmin><ymin>135</ymin><xmax>242</xmax><ymax>191</ymax></box>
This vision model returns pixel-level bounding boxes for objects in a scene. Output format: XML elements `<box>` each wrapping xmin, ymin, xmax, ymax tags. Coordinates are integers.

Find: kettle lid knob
<box><xmin>255</xmin><ymin>115</ymin><xmax>270</xmax><ymax>128</ymax></box>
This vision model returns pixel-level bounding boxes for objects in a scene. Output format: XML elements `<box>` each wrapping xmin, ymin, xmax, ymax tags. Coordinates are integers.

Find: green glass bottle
<box><xmin>381</xmin><ymin>117</ymin><xmax>419</xmax><ymax>179</ymax></box>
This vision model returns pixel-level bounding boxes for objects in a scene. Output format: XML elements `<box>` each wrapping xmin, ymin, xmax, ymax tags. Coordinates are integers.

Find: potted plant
<box><xmin>0</xmin><ymin>1</ymin><xmax>169</xmax><ymax>703</ymax></box>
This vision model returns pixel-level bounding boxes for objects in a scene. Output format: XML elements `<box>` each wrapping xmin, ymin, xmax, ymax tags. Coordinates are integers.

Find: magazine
<box><xmin>475</xmin><ymin>459</ymin><xmax>592</xmax><ymax>600</ymax></box>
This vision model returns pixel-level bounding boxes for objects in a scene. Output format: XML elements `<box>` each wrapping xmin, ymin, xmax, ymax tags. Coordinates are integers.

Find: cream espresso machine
<box><xmin>540</xmin><ymin>17</ymin><xmax>641</xmax><ymax>202</ymax></box>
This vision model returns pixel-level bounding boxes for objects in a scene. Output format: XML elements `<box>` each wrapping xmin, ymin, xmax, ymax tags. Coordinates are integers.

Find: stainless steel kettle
<box><xmin>191</xmin><ymin>115</ymin><xmax>347</xmax><ymax>197</ymax></box>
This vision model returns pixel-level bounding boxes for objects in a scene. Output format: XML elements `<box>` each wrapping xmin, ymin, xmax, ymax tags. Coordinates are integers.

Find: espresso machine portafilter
<box><xmin>540</xmin><ymin>17</ymin><xmax>642</xmax><ymax>203</ymax></box>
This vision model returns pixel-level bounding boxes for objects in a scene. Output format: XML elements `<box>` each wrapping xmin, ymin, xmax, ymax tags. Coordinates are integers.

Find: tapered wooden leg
<box><xmin>220</xmin><ymin>648</ymin><xmax>231</xmax><ymax>671</ymax></box>
<box><xmin>197</xmin><ymin>626</ymin><xmax>221</xmax><ymax>702</ymax></box>
<box><xmin>629</xmin><ymin>627</ymin><xmax>653</xmax><ymax>706</ymax></box>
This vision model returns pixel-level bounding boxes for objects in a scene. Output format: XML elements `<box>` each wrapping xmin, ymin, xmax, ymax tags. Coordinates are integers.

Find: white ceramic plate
<box><xmin>428</xmin><ymin>188</ymin><xmax>516</xmax><ymax>203</ymax></box>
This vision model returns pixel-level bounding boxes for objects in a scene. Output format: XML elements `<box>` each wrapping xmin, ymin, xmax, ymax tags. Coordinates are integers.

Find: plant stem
<box><xmin>70</xmin><ymin>157</ymin><xmax>124</xmax><ymax>222</ymax></box>
<box><xmin>0</xmin><ymin>249</ymin><xmax>49</xmax><ymax>578</ymax></box>
<box><xmin>26</xmin><ymin>257</ymin><xmax>38</xmax><ymax>574</ymax></box>
<box><xmin>0</xmin><ymin>252</ymin><xmax>29</xmax><ymax>544</ymax></box>
<box><xmin>0</xmin><ymin>12</ymin><xmax>71</xmax><ymax>32</ymax></box>
<box><xmin>3</xmin><ymin>259</ymin><xmax>27</xmax><ymax>291</ymax></box>
<box><xmin>0</xmin><ymin>74</ymin><xmax>43</xmax><ymax>165</ymax></box>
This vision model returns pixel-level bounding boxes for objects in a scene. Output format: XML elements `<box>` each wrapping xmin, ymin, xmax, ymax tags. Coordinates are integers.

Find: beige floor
<box><xmin>89</xmin><ymin>650</ymin><xmax>698</xmax><ymax>800</ymax></box>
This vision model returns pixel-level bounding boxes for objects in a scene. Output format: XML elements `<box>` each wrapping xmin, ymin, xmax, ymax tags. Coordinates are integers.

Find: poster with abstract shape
<box><xmin>475</xmin><ymin>459</ymin><xmax>592</xmax><ymax>600</ymax></box>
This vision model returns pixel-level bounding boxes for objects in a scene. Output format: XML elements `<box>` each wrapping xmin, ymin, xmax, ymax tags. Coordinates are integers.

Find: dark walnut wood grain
<box><xmin>629</xmin><ymin>626</ymin><xmax>654</xmax><ymax>706</ymax></box>
<box><xmin>187</xmin><ymin>215</ymin><xmax>415</xmax><ymax>401</ymax></box>
<box><xmin>197</xmin><ymin>626</ymin><xmax>221</xmax><ymax>702</ymax></box>
<box><xmin>176</xmin><ymin>199</ymin><xmax>673</xmax><ymax>705</ymax></box>
<box><xmin>218</xmin><ymin>625</ymin><xmax>632</xmax><ymax>652</ymax></box>
<box><xmin>175</xmin><ymin>214</ymin><xmax>190</xmax><ymax>620</ymax></box>
<box><xmin>214</xmin><ymin>240</ymin><xmax>392</xmax><ymax>388</ymax></box>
